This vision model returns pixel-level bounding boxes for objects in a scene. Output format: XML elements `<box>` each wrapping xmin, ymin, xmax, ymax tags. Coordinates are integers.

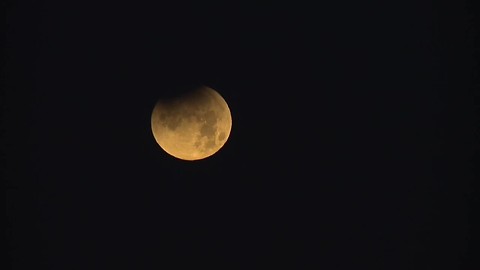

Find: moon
<box><xmin>151</xmin><ymin>85</ymin><xmax>232</xmax><ymax>161</ymax></box>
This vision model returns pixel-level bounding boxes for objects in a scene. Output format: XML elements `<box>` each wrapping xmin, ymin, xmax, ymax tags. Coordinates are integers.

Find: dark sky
<box><xmin>2</xmin><ymin>1</ymin><xmax>479</xmax><ymax>269</ymax></box>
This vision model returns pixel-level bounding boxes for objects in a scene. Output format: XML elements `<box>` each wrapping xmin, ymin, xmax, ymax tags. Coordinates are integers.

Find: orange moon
<box><xmin>150</xmin><ymin>86</ymin><xmax>232</xmax><ymax>161</ymax></box>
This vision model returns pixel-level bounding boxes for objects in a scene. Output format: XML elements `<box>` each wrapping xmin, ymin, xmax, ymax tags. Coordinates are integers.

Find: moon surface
<box><xmin>151</xmin><ymin>86</ymin><xmax>232</xmax><ymax>161</ymax></box>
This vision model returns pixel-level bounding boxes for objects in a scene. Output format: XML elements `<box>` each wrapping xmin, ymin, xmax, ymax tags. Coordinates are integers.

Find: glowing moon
<box><xmin>151</xmin><ymin>85</ymin><xmax>232</xmax><ymax>161</ymax></box>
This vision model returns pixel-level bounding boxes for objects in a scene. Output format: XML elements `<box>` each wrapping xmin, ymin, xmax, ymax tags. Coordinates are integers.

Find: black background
<box><xmin>2</xmin><ymin>0</ymin><xmax>479</xmax><ymax>269</ymax></box>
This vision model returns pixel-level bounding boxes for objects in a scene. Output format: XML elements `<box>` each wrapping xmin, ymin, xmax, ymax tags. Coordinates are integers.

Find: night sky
<box><xmin>3</xmin><ymin>1</ymin><xmax>479</xmax><ymax>269</ymax></box>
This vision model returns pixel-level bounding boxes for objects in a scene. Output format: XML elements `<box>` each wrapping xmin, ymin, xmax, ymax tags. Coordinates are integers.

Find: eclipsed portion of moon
<box><xmin>151</xmin><ymin>86</ymin><xmax>232</xmax><ymax>161</ymax></box>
